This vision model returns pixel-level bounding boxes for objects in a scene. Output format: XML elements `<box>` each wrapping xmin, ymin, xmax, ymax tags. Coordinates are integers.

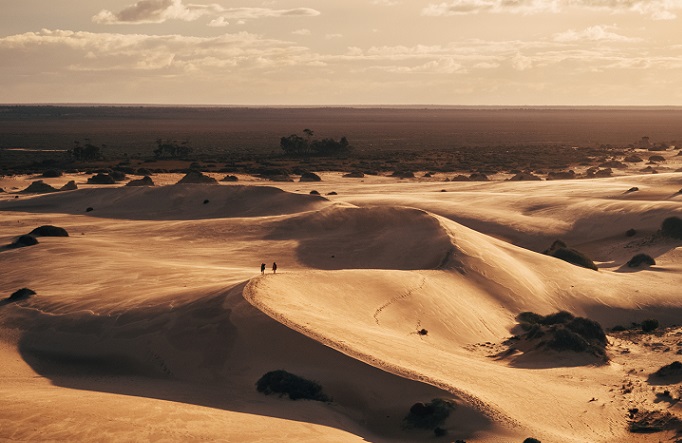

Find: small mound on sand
<box><xmin>624</xmin><ymin>155</ymin><xmax>643</xmax><ymax>162</ymax></box>
<box><xmin>176</xmin><ymin>171</ymin><xmax>217</xmax><ymax>184</ymax></box>
<box><xmin>469</xmin><ymin>172</ymin><xmax>488</xmax><ymax>181</ymax></box>
<box><xmin>126</xmin><ymin>176</ymin><xmax>155</xmax><ymax>187</ymax></box>
<box><xmin>21</xmin><ymin>180</ymin><xmax>59</xmax><ymax>194</ymax></box>
<box><xmin>221</xmin><ymin>175</ymin><xmax>238</xmax><ymax>182</ymax></box>
<box><xmin>9</xmin><ymin>234</ymin><xmax>38</xmax><ymax>248</ymax></box>
<box><xmin>547</xmin><ymin>170</ymin><xmax>575</xmax><ymax>180</ymax></box>
<box><xmin>391</xmin><ymin>170</ymin><xmax>415</xmax><ymax>179</ymax></box>
<box><xmin>512</xmin><ymin>311</ymin><xmax>608</xmax><ymax>360</ymax></box>
<box><xmin>627</xmin><ymin>253</ymin><xmax>655</xmax><ymax>268</ymax></box>
<box><xmin>60</xmin><ymin>180</ymin><xmax>78</xmax><ymax>191</ymax></box>
<box><xmin>6</xmin><ymin>288</ymin><xmax>36</xmax><ymax>302</ymax></box>
<box><xmin>87</xmin><ymin>173</ymin><xmax>116</xmax><ymax>185</ymax></box>
<box><xmin>543</xmin><ymin>240</ymin><xmax>598</xmax><ymax>271</ymax></box>
<box><xmin>256</xmin><ymin>370</ymin><xmax>329</xmax><ymax>402</ymax></box>
<box><xmin>29</xmin><ymin>225</ymin><xmax>68</xmax><ymax>237</ymax></box>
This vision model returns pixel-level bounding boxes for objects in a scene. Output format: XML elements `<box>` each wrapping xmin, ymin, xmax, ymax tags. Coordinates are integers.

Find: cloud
<box><xmin>325</xmin><ymin>33</ymin><xmax>343</xmax><ymax>40</ymax></box>
<box><xmin>216</xmin><ymin>7</ymin><xmax>321</xmax><ymax>20</ymax></box>
<box><xmin>422</xmin><ymin>0</ymin><xmax>682</xmax><ymax>19</ymax></box>
<box><xmin>292</xmin><ymin>29</ymin><xmax>311</xmax><ymax>35</ymax></box>
<box><xmin>208</xmin><ymin>17</ymin><xmax>229</xmax><ymax>27</ymax></box>
<box><xmin>371</xmin><ymin>0</ymin><xmax>400</xmax><ymax>5</ymax></box>
<box><xmin>93</xmin><ymin>1</ymin><xmax>321</xmax><ymax>25</ymax></box>
<box><xmin>93</xmin><ymin>0</ymin><xmax>220</xmax><ymax>24</ymax></box>
<box><xmin>511</xmin><ymin>53</ymin><xmax>533</xmax><ymax>70</ymax></box>
<box><xmin>553</xmin><ymin>25</ymin><xmax>642</xmax><ymax>42</ymax></box>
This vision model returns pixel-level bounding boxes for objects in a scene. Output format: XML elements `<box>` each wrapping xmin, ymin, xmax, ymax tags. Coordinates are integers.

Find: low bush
<box><xmin>661</xmin><ymin>216</ymin><xmax>682</xmax><ymax>239</ymax></box>
<box><xmin>543</xmin><ymin>240</ymin><xmax>598</xmax><ymax>271</ymax></box>
<box><xmin>10</xmin><ymin>235</ymin><xmax>38</xmax><ymax>248</ymax></box>
<box><xmin>404</xmin><ymin>398</ymin><xmax>455</xmax><ymax>429</ymax></box>
<box><xmin>523</xmin><ymin>439</ymin><xmax>542</xmax><ymax>443</ymax></box>
<box><xmin>7</xmin><ymin>288</ymin><xmax>36</xmax><ymax>301</ymax></box>
<box><xmin>256</xmin><ymin>370</ymin><xmax>329</xmax><ymax>402</ymax></box>
<box><xmin>641</xmin><ymin>319</ymin><xmax>659</xmax><ymax>333</ymax></box>
<box><xmin>29</xmin><ymin>225</ymin><xmax>69</xmax><ymax>237</ymax></box>
<box><xmin>627</xmin><ymin>253</ymin><xmax>655</xmax><ymax>268</ymax></box>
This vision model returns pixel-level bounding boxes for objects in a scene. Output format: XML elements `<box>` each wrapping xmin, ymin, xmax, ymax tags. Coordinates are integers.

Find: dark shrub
<box><xmin>624</xmin><ymin>155</ymin><xmax>643</xmax><ymax>163</ymax></box>
<box><xmin>299</xmin><ymin>172</ymin><xmax>322</xmax><ymax>182</ymax></box>
<box><xmin>626</xmin><ymin>228</ymin><xmax>637</xmax><ymax>237</ymax></box>
<box><xmin>627</xmin><ymin>253</ymin><xmax>655</xmax><ymax>268</ymax></box>
<box><xmin>29</xmin><ymin>225</ymin><xmax>68</xmax><ymax>237</ymax></box>
<box><xmin>343</xmin><ymin>171</ymin><xmax>364</xmax><ymax>178</ymax></box>
<box><xmin>87</xmin><ymin>173</ymin><xmax>116</xmax><ymax>184</ymax></box>
<box><xmin>509</xmin><ymin>172</ymin><xmax>541</xmax><ymax>181</ymax></box>
<box><xmin>626</xmin><ymin>187</ymin><xmax>639</xmax><ymax>193</ymax></box>
<box><xmin>327</xmin><ymin>191</ymin><xmax>338</xmax><ymax>196</ymax></box>
<box><xmin>451</xmin><ymin>175</ymin><xmax>470</xmax><ymax>181</ymax></box>
<box><xmin>256</xmin><ymin>370</ymin><xmax>329</xmax><ymax>401</ymax></box>
<box><xmin>10</xmin><ymin>235</ymin><xmax>38</xmax><ymax>248</ymax></box>
<box><xmin>469</xmin><ymin>173</ymin><xmax>488</xmax><ymax>181</ymax></box>
<box><xmin>648</xmin><ymin>155</ymin><xmax>665</xmax><ymax>162</ymax></box>
<box><xmin>549</xmin><ymin>326</ymin><xmax>589</xmax><ymax>352</ymax></box>
<box><xmin>86</xmin><ymin>207</ymin><xmax>94</xmax><ymax>212</ymax></box>
<box><xmin>392</xmin><ymin>170</ymin><xmax>415</xmax><ymax>179</ymax></box>
<box><xmin>641</xmin><ymin>319</ymin><xmax>659</xmax><ymax>333</ymax></box>
<box><xmin>109</xmin><ymin>171</ymin><xmax>126</xmax><ymax>182</ymax></box>
<box><xmin>404</xmin><ymin>398</ymin><xmax>455</xmax><ymax>429</ymax></box>
<box><xmin>661</xmin><ymin>217</ymin><xmax>682</xmax><ymax>239</ymax></box>
<box><xmin>42</xmin><ymin>169</ymin><xmax>62</xmax><ymax>178</ymax></box>
<box><xmin>543</xmin><ymin>241</ymin><xmax>598</xmax><ymax>271</ymax></box>
<box><xmin>610</xmin><ymin>325</ymin><xmax>627</xmax><ymax>332</ymax></box>
<box><xmin>539</xmin><ymin>311</ymin><xmax>575</xmax><ymax>325</ymax></box>
<box><xmin>309</xmin><ymin>190</ymin><xmax>320</xmax><ymax>195</ymax></box>
<box><xmin>221</xmin><ymin>175</ymin><xmax>238</xmax><ymax>182</ymax></box>
<box><xmin>523</xmin><ymin>439</ymin><xmax>542</xmax><ymax>443</ymax></box>
<box><xmin>517</xmin><ymin>312</ymin><xmax>544</xmax><ymax>325</ymax></box>
<box><xmin>136</xmin><ymin>168</ymin><xmax>153</xmax><ymax>176</ymax></box>
<box><xmin>566</xmin><ymin>317</ymin><xmax>607</xmax><ymax>346</ymax></box>
<box><xmin>7</xmin><ymin>288</ymin><xmax>36</xmax><ymax>301</ymax></box>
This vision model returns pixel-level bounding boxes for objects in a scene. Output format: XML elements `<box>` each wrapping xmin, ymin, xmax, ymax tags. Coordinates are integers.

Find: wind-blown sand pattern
<box><xmin>1</xmin><ymin>169</ymin><xmax>681</xmax><ymax>442</ymax></box>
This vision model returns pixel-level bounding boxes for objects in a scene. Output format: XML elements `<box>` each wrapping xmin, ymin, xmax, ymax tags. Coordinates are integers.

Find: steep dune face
<box><xmin>0</xmin><ymin>184</ymin><xmax>330</xmax><ymax>220</ymax></box>
<box><xmin>267</xmin><ymin>206</ymin><xmax>455</xmax><ymax>270</ymax></box>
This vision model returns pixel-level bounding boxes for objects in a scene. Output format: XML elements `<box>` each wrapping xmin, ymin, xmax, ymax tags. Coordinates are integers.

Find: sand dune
<box><xmin>1</xmin><ymin>172</ymin><xmax>681</xmax><ymax>442</ymax></box>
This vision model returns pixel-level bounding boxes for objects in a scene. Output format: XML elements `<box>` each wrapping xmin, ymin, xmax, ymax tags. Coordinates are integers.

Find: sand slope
<box><xmin>1</xmin><ymin>174</ymin><xmax>681</xmax><ymax>442</ymax></box>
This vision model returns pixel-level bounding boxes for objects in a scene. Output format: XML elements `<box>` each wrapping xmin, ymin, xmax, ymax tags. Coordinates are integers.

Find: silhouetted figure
<box><xmin>272</xmin><ymin>262</ymin><xmax>278</xmax><ymax>274</ymax></box>
<box><xmin>261</xmin><ymin>263</ymin><xmax>266</xmax><ymax>274</ymax></box>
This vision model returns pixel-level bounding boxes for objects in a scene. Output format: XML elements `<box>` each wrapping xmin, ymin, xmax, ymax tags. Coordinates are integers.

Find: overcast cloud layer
<box><xmin>2</xmin><ymin>0</ymin><xmax>682</xmax><ymax>105</ymax></box>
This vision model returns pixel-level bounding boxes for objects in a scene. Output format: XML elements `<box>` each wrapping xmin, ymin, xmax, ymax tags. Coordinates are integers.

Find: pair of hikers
<box><xmin>261</xmin><ymin>262</ymin><xmax>277</xmax><ymax>274</ymax></box>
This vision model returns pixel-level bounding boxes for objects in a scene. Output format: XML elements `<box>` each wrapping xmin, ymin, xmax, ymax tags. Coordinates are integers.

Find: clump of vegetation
<box><xmin>629</xmin><ymin>410</ymin><xmax>682</xmax><ymax>434</ymax></box>
<box><xmin>7</xmin><ymin>288</ymin><xmax>36</xmax><ymax>302</ymax></box>
<box><xmin>543</xmin><ymin>240</ymin><xmax>598</xmax><ymax>271</ymax></box>
<box><xmin>515</xmin><ymin>311</ymin><xmax>607</xmax><ymax>358</ymax></box>
<box><xmin>523</xmin><ymin>438</ymin><xmax>542</xmax><ymax>443</ymax></box>
<box><xmin>87</xmin><ymin>173</ymin><xmax>116</xmax><ymax>184</ymax></box>
<box><xmin>403</xmin><ymin>398</ymin><xmax>456</xmax><ymax>430</ymax></box>
<box><xmin>627</xmin><ymin>253</ymin><xmax>655</xmax><ymax>268</ymax></box>
<box><xmin>255</xmin><ymin>370</ymin><xmax>329</xmax><ymax>402</ymax></box>
<box><xmin>126</xmin><ymin>176</ymin><xmax>154</xmax><ymax>187</ymax></box>
<box><xmin>299</xmin><ymin>171</ymin><xmax>322</xmax><ymax>182</ymax></box>
<box><xmin>9</xmin><ymin>234</ymin><xmax>39</xmax><ymax>248</ymax></box>
<box><xmin>626</xmin><ymin>228</ymin><xmax>637</xmax><ymax>237</ymax></box>
<box><xmin>280</xmin><ymin>129</ymin><xmax>352</xmax><ymax>157</ymax></box>
<box><xmin>153</xmin><ymin>139</ymin><xmax>193</xmax><ymax>159</ymax></box>
<box><xmin>41</xmin><ymin>168</ymin><xmax>62</xmax><ymax>178</ymax></box>
<box><xmin>641</xmin><ymin>318</ymin><xmax>659</xmax><ymax>333</ymax></box>
<box><xmin>29</xmin><ymin>225</ymin><xmax>69</xmax><ymax>237</ymax></box>
<box><xmin>661</xmin><ymin>216</ymin><xmax>682</xmax><ymax>239</ymax></box>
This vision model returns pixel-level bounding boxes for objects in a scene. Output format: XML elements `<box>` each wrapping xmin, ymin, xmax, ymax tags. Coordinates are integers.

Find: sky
<box><xmin>2</xmin><ymin>0</ymin><xmax>682</xmax><ymax>105</ymax></box>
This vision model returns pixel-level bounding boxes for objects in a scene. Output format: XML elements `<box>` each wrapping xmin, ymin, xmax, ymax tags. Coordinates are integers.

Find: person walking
<box><xmin>272</xmin><ymin>262</ymin><xmax>278</xmax><ymax>274</ymax></box>
<box><xmin>260</xmin><ymin>263</ymin><xmax>266</xmax><ymax>274</ymax></box>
